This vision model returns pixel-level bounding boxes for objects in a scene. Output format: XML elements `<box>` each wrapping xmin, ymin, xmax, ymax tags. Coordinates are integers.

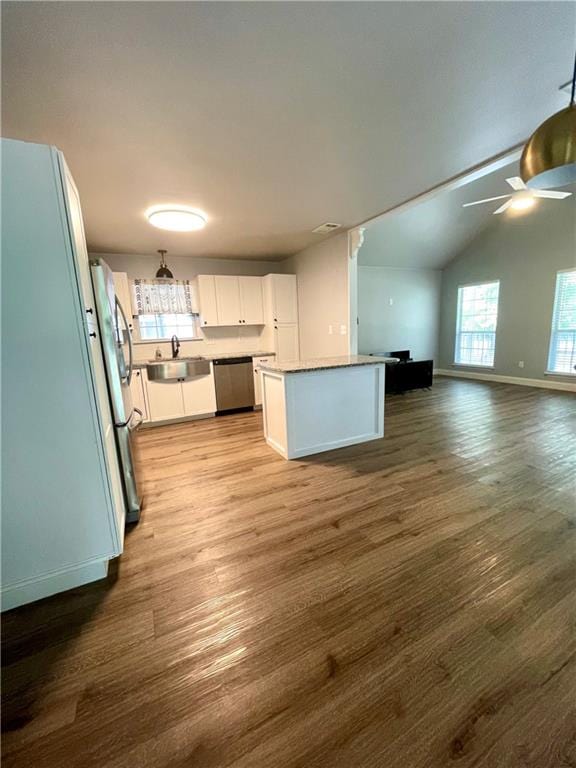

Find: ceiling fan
<box><xmin>462</xmin><ymin>177</ymin><xmax>572</xmax><ymax>215</ymax></box>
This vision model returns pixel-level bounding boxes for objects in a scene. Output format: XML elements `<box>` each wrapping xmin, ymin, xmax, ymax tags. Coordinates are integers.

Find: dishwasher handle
<box><xmin>212</xmin><ymin>357</ymin><xmax>252</xmax><ymax>365</ymax></box>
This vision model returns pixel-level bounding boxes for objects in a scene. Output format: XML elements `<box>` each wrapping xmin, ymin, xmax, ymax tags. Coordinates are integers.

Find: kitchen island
<box><xmin>258</xmin><ymin>355</ymin><xmax>397</xmax><ymax>459</ymax></box>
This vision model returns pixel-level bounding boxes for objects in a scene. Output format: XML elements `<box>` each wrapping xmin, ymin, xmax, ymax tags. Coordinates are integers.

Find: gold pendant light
<box><xmin>520</xmin><ymin>51</ymin><xmax>576</xmax><ymax>189</ymax></box>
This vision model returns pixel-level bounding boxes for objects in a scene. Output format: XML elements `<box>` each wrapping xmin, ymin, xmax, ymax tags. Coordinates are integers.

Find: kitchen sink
<box><xmin>146</xmin><ymin>358</ymin><xmax>210</xmax><ymax>381</ymax></box>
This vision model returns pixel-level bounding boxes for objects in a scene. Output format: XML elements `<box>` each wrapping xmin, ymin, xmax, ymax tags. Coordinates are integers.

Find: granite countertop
<box><xmin>257</xmin><ymin>355</ymin><xmax>398</xmax><ymax>374</ymax></box>
<box><xmin>134</xmin><ymin>351</ymin><xmax>275</xmax><ymax>367</ymax></box>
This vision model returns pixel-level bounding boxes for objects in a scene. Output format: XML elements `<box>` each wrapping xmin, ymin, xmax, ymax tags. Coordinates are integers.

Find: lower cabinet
<box><xmin>181</xmin><ymin>372</ymin><xmax>217</xmax><ymax>416</ymax></box>
<box><xmin>253</xmin><ymin>356</ymin><xmax>275</xmax><ymax>406</ymax></box>
<box><xmin>145</xmin><ymin>379</ymin><xmax>185</xmax><ymax>422</ymax></box>
<box><xmin>144</xmin><ymin>365</ymin><xmax>217</xmax><ymax>423</ymax></box>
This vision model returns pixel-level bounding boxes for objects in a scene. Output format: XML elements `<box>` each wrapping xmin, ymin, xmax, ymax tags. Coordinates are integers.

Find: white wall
<box><xmin>358</xmin><ymin>266</ymin><xmax>442</xmax><ymax>361</ymax></box>
<box><xmin>92</xmin><ymin>252</ymin><xmax>288</xmax><ymax>360</ymax></box>
<box><xmin>282</xmin><ymin>233</ymin><xmax>350</xmax><ymax>359</ymax></box>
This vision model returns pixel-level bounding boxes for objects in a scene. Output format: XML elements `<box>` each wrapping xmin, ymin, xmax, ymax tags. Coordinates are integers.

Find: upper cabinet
<box><xmin>195</xmin><ymin>275</ymin><xmax>219</xmax><ymax>326</ymax></box>
<box><xmin>264</xmin><ymin>274</ymin><xmax>298</xmax><ymax>324</ymax></box>
<box><xmin>238</xmin><ymin>276</ymin><xmax>264</xmax><ymax>324</ymax></box>
<box><xmin>215</xmin><ymin>275</ymin><xmax>242</xmax><ymax>325</ymax></box>
<box><xmin>195</xmin><ymin>275</ymin><xmax>264</xmax><ymax>327</ymax></box>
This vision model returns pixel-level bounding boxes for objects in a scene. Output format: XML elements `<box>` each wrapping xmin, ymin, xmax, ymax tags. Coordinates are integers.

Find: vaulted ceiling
<box><xmin>2</xmin><ymin>2</ymin><xmax>574</xmax><ymax>260</ymax></box>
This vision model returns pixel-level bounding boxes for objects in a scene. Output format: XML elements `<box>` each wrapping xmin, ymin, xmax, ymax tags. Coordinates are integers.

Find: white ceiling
<box><xmin>359</xmin><ymin>160</ymin><xmax>517</xmax><ymax>268</ymax></box>
<box><xmin>360</xmin><ymin>160</ymin><xmax>576</xmax><ymax>269</ymax></box>
<box><xmin>2</xmin><ymin>2</ymin><xmax>574</xmax><ymax>261</ymax></box>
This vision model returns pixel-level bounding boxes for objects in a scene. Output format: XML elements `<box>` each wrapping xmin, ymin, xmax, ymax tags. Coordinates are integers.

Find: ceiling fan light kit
<box><xmin>520</xmin><ymin>49</ymin><xmax>576</xmax><ymax>189</ymax></box>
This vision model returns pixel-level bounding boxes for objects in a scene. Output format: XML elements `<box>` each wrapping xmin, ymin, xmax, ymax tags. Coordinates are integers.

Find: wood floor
<box><xmin>2</xmin><ymin>377</ymin><xmax>576</xmax><ymax>768</ymax></box>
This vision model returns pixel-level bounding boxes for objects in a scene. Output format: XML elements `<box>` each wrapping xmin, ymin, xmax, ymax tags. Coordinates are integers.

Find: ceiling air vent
<box><xmin>312</xmin><ymin>222</ymin><xmax>341</xmax><ymax>234</ymax></box>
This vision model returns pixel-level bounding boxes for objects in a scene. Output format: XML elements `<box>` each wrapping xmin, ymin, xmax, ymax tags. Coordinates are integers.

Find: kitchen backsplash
<box><xmin>132</xmin><ymin>323</ymin><xmax>273</xmax><ymax>361</ymax></box>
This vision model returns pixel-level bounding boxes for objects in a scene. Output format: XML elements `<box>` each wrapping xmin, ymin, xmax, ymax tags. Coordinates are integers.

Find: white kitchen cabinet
<box><xmin>145</xmin><ymin>379</ymin><xmax>185</xmax><ymax>422</ymax></box>
<box><xmin>130</xmin><ymin>368</ymin><xmax>149</xmax><ymax>422</ymax></box>
<box><xmin>144</xmin><ymin>367</ymin><xmax>216</xmax><ymax>422</ymax></box>
<box><xmin>215</xmin><ymin>275</ymin><xmax>242</xmax><ymax>326</ymax></box>
<box><xmin>264</xmin><ymin>274</ymin><xmax>298</xmax><ymax>324</ymax></box>
<box><xmin>195</xmin><ymin>275</ymin><xmax>264</xmax><ymax>327</ymax></box>
<box><xmin>239</xmin><ymin>276</ymin><xmax>264</xmax><ymax>324</ymax></box>
<box><xmin>181</xmin><ymin>368</ymin><xmax>217</xmax><ymax>416</ymax></box>
<box><xmin>196</xmin><ymin>275</ymin><xmax>219</xmax><ymax>327</ymax></box>
<box><xmin>253</xmin><ymin>355</ymin><xmax>275</xmax><ymax>406</ymax></box>
<box><xmin>274</xmin><ymin>324</ymin><xmax>300</xmax><ymax>362</ymax></box>
<box><xmin>112</xmin><ymin>272</ymin><xmax>134</xmax><ymax>331</ymax></box>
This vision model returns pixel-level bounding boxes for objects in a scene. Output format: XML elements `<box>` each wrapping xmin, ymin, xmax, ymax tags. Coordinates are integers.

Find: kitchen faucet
<box><xmin>171</xmin><ymin>335</ymin><xmax>180</xmax><ymax>359</ymax></box>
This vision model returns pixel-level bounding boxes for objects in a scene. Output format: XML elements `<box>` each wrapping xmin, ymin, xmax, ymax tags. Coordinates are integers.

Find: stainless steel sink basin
<box><xmin>146</xmin><ymin>358</ymin><xmax>210</xmax><ymax>381</ymax></box>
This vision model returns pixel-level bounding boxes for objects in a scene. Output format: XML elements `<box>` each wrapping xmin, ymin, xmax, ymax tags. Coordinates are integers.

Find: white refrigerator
<box><xmin>1</xmin><ymin>138</ymin><xmax>133</xmax><ymax>610</ymax></box>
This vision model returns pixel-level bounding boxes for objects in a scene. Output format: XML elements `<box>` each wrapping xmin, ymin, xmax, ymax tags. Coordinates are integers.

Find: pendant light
<box><xmin>520</xmin><ymin>50</ymin><xmax>576</xmax><ymax>189</ymax></box>
<box><xmin>155</xmin><ymin>250</ymin><xmax>173</xmax><ymax>279</ymax></box>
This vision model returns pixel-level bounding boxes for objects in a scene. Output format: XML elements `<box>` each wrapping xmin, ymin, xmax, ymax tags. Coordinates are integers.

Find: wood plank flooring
<box><xmin>2</xmin><ymin>377</ymin><xmax>576</xmax><ymax>767</ymax></box>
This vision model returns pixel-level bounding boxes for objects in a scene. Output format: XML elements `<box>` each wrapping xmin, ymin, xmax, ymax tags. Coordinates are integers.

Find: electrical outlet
<box><xmin>328</xmin><ymin>324</ymin><xmax>333</xmax><ymax>335</ymax></box>
<box><xmin>389</xmin><ymin>298</ymin><xmax>394</xmax><ymax>306</ymax></box>
<box><xmin>340</xmin><ymin>324</ymin><xmax>347</xmax><ymax>335</ymax></box>
<box><xmin>518</xmin><ymin>361</ymin><xmax>525</xmax><ymax>369</ymax></box>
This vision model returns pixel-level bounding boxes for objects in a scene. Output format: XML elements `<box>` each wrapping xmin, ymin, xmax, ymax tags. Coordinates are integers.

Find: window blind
<box><xmin>548</xmin><ymin>269</ymin><xmax>576</xmax><ymax>375</ymax></box>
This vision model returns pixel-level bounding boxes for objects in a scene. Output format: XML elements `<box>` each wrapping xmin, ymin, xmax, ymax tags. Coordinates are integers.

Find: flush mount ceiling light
<box><xmin>520</xmin><ymin>49</ymin><xmax>576</xmax><ymax>189</ymax></box>
<box><xmin>146</xmin><ymin>205</ymin><xmax>207</xmax><ymax>232</ymax></box>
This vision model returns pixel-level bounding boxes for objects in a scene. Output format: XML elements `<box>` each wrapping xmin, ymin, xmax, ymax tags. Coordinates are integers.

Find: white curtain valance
<box><xmin>133</xmin><ymin>279</ymin><xmax>196</xmax><ymax>315</ymax></box>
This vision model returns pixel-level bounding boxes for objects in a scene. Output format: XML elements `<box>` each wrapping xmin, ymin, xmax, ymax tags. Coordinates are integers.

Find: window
<box><xmin>138</xmin><ymin>313</ymin><xmax>197</xmax><ymax>341</ymax></box>
<box><xmin>454</xmin><ymin>281</ymin><xmax>500</xmax><ymax>367</ymax></box>
<box><xmin>547</xmin><ymin>269</ymin><xmax>576</xmax><ymax>375</ymax></box>
<box><xmin>132</xmin><ymin>279</ymin><xmax>198</xmax><ymax>341</ymax></box>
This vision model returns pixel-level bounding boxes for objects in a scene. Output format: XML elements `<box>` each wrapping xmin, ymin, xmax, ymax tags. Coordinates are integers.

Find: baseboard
<box><xmin>1</xmin><ymin>558</ymin><xmax>110</xmax><ymax>612</ymax></box>
<box><xmin>142</xmin><ymin>412</ymin><xmax>216</xmax><ymax>428</ymax></box>
<box><xmin>435</xmin><ymin>369</ymin><xmax>576</xmax><ymax>393</ymax></box>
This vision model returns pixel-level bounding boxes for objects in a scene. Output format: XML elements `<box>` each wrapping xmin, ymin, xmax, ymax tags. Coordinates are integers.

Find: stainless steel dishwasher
<box><xmin>213</xmin><ymin>357</ymin><xmax>255</xmax><ymax>413</ymax></box>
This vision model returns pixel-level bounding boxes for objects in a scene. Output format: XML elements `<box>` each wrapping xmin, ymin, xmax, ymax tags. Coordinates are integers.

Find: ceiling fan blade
<box><xmin>462</xmin><ymin>194</ymin><xmax>511</xmax><ymax>208</ymax></box>
<box><xmin>506</xmin><ymin>177</ymin><xmax>527</xmax><ymax>191</ymax></box>
<box><xmin>493</xmin><ymin>199</ymin><xmax>513</xmax><ymax>215</ymax></box>
<box><xmin>533</xmin><ymin>190</ymin><xmax>572</xmax><ymax>199</ymax></box>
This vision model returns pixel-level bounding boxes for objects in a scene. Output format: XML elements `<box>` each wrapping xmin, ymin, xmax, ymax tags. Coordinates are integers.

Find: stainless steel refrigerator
<box><xmin>91</xmin><ymin>258</ymin><xmax>143</xmax><ymax>522</ymax></box>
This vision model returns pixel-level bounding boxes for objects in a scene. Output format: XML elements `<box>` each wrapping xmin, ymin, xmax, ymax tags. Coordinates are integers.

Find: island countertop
<box><xmin>258</xmin><ymin>354</ymin><xmax>398</xmax><ymax>374</ymax></box>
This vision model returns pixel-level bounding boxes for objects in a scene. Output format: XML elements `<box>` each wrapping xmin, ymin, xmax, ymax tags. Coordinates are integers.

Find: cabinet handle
<box><xmin>89</xmin><ymin>332</ymin><xmax>97</xmax><ymax>338</ymax></box>
<box><xmin>86</xmin><ymin>307</ymin><xmax>94</xmax><ymax>315</ymax></box>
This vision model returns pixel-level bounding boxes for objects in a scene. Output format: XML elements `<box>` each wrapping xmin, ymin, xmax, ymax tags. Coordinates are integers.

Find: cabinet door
<box><xmin>130</xmin><ymin>369</ymin><xmax>149</xmax><ymax>422</ymax></box>
<box><xmin>274</xmin><ymin>325</ymin><xmax>299</xmax><ymax>362</ymax></box>
<box><xmin>252</xmin><ymin>356</ymin><xmax>274</xmax><ymax>406</ymax></box>
<box><xmin>181</xmin><ymin>369</ymin><xmax>217</xmax><ymax>416</ymax></box>
<box><xmin>215</xmin><ymin>276</ymin><xmax>242</xmax><ymax>326</ymax></box>
<box><xmin>272</xmin><ymin>275</ymin><xmax>298</xmax><ymax>324</ymax></box>
<box><xmin>239</xmin><ymin>276</ymin><xmax>264</xmax><ymax>325</ymax></box>
<box><xmin>145</xmin><ymin>380</ymin><xmax>185</xmax><ymax>422</ymax></box>
<box><xmin>196</xmin><ymin>275</ymin><xmax>219</xmax><ymax>327</ymax></box>
<box><xmin>112</xmin><ymin>272</ymin><xmax>134</xmax><ymax>332</ymax></box>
